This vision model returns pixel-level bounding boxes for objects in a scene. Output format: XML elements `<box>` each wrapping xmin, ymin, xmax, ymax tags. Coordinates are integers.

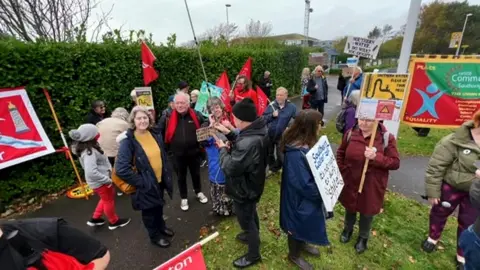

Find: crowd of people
<box><xmin>1</xmin><ymin>67</ymin><xmax>480</xmax><ymax>270</ymax></box>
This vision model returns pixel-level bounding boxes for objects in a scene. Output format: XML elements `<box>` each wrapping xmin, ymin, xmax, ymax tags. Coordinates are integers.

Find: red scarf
<box><xmin>27</xmin><ymin>250</ymin><xmax>94</xmax><ymax>270</ymax></box>
<box><xmin>165</xmin><ymin>108</ymin><xmax>200</xmax><ymax>143</ymax></box>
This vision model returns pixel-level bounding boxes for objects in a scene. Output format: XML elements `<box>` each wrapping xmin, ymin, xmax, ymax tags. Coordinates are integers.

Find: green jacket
<box><xmin>425</xmin><ymin>121</ymin><xmax>480</xmax><ymax>198</ymax></box>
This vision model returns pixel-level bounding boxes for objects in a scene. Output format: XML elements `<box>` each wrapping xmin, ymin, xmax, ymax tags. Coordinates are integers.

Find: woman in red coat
<box><xmin>336</xmin><ymin>118</ymin><xmax>400</xmax><ymax>254</ymax></box>
<box><xmin>229</xmin><ymin>75</ymin><xmax>258</xmax><ymax>108</ymax></box>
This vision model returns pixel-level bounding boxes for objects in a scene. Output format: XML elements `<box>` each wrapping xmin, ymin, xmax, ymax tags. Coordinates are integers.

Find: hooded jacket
<box><xmin>425</xmin><ymin>121</ymin><xmax>480</xmax><ymax>199</ymax></box>
<box><xmin>219</xmin><ymin>117</ymin><xmax>269</xmax><ymax>203</ymax></box>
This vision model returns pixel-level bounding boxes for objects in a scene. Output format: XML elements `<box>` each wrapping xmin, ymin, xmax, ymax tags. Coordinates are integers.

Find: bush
<box><xmin>0</xmin><ymin>41</ymin><xmax>308</xmax><ymax>203</ymax></box>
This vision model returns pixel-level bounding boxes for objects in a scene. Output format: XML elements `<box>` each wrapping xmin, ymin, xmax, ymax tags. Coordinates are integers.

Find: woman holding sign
<box><xmin>279</xmin><ymin>109</ymin><xmax>329</xmax><ymax>270</ymax></box>
<box><xmin>336</xmin><ymin>117</ymin><xmax>399</xmax><ymax>254</ymax></box>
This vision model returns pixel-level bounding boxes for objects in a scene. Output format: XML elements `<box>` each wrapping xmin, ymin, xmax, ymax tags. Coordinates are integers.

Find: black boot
<box><xmin>340</xmin><ymin>229</ymin><xmax>353</xmax><ymax>243</ymax></box>
<box><xmin>288</xmin><ymin>236</ymin><xmax>313</xmax><ymax>270</ymax></box>
<box><xmin>354</xmin><ymin>237</ymin><xmax>368</xmax><ymax>254</ymax></box>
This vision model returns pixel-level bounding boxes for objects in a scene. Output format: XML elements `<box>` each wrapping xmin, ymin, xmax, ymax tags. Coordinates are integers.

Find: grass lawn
<box><xmin>202</xmin><ymin>176</ymin><xmax>458</xmax><ymax>270</ymax></box>
<box><xmin>321</xmin><ymin>121</ymin><xmax>453</xmax><ymax>156</ymax></box>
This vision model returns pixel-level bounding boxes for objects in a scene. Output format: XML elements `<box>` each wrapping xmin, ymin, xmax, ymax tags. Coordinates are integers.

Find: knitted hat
<box><xmin>69</xmin><ymin>124</ymin><xmax>99</xmax><ymax>142</ymax></box>
<box><xmin>168</xmin><ymin>95</ymin><xmax>174</xmax><ymax>103</ymax></box>
<box><xmin>178</xmin><ymin>81</ymin><xmax>189</xmax><ymax>89</ymax></box>
<box><xmin>232</xmin><ymin>98</ymin><xmax>257</xmax><ymax>122</ymax></box>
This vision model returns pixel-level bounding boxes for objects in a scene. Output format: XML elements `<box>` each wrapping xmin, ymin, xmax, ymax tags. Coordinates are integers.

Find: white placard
<box><xmin>305</xmin><ymin>136</ymin><xmax>344</xmax><ymax>212</ymax></box>
<box><xmin>344</xmin><ymin>36</ymin><xmax>382</xmax><ymax>59</ymax></box>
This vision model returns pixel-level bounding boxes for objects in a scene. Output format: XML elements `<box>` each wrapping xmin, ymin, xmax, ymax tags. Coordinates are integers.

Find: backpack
<box><xmin>346</xmin><ymin>128</ymin><xmax>390</xmax><ymax>150</ymax></box>
<box><xmin>335</xmin><ymin>105</ymin><xmax>348</xmax><ymax>133</ymax></box>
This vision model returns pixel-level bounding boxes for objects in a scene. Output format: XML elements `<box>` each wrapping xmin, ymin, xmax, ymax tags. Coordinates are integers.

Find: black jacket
<box><xmin>0</xmin><ymin>218</ymin><xmax>107</xmax><ymax>269</ymax></box>
<box><xmin>337</xmin><ymin>75</ymin><xmax>350</xmax><ymax>91</ymax></box>
<box><xmin>156</xmin><ymin>109</ymin><xmax>205</xmax><ymax>156</ymax></box>
<box><xmin>85</xmin><ymin>110</ymin><xmax>108</xmax><ymax>125</ymax></box>
<box><xmin>259</xmin><ymin>77</ymin><xmax>272</xmax><ymax>96</ymax></box>
<box><xmin>306</xmin><ymin>77</ymin><xmax>329</xmax><ymax>103</ymax></box>
<box><xmin>219</xmin><ymin>117</ymin><xmax>269</xmax><ymax>203</ymax></box>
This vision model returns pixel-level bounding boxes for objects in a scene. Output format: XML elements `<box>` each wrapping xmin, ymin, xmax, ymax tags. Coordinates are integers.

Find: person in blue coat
<box><xmin>343</xmin><ymin>67</ymin><xmax>363</xmax><ymax>101</ymax></box>
<box><xmin>279</xmin><ymin>109</ymin><xmax>330</xmax><ymax>270</ymax></box>
<box><xmin>115</xmin><ymin>106</ymin><xmax>174</xmax><ymax>249</ymax></box>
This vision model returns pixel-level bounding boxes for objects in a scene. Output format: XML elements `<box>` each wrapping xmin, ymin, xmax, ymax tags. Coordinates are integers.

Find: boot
<box><xmin>288</xmin><ymin>236</ymin><xmax>313</xmax><ymax>270</ymax></box>
<box><xmin>340</xmin><ymin>229</ymin><xmax>353</xmax><ymax>243</ymax></box>
<box><xmin>354</xmin><ymin>237</ymin><xmax>368</xmax><ymax>254</ymax></box>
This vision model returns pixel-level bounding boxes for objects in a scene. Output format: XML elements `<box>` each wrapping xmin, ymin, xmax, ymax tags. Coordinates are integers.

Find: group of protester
<box><xmin>2</xmin><ymin>67</ymin><xmax>480</xmax><ymax>270</ymax></box>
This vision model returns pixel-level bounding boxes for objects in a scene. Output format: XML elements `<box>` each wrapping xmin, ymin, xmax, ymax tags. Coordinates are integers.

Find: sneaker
<box><xmin>200</xmin><ymin>160</ymin><xmax>207</xmax><ymax>167</ymax></box>
<box><xmin>181</xmin><ymin>199</ymin><xmax>189</xmax><ymax>211</ymax></box>
<box><xmin>108</xmin><ymin>218</ymin><xmax>131</xmax><ymax>230</ymax></box>
<box><xmin>117</xmin><ymin>192</ymin><xmax>123</xmax><ymax>196</ymax></box>
<box><xmin>87</xmin><ymin>218</ymin><xmax>105</xmax><ymax>227</ymax></box>
<box><xmin>421</xmin><ymin>238</ymin><xmax>436</xmax><ymax>253</ymax></box>
<box><xmin>197</xmin><ymin>192</ymin><xmax>208</xmax><ymax>204</ymax></box>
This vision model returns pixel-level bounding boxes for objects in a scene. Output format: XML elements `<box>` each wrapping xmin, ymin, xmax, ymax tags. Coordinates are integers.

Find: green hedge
<box><xmin>0</xmin><ymin>41</ymin><xmax>308</xmax><ymax>202</ymax></box>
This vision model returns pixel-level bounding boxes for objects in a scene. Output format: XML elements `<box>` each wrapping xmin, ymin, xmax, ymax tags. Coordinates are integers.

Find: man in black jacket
<box><xmin>215</xmin><ymin>98</ymin><xmax>268</xmax><ymax>268</ymax></box>
<box><xmin>258</xmin><ymin>71</ymin><xmax>272</xmax><ymax>98</ymax></box>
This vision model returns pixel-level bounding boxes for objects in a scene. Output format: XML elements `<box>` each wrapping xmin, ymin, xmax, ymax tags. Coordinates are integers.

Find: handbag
<box><xmin>111</xmin><ymin>157</ymin><xmax>137</xmax><ymax>195</ymax></box>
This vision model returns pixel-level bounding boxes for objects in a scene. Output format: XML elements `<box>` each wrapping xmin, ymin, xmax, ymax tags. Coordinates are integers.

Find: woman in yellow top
<box><xmin>116</xmin><ymin>106</ymin><xmax>174</xmax><ymax>248</ymax></box>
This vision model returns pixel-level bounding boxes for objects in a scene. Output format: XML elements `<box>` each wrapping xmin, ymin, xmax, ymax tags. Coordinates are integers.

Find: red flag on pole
<box><xmin>256</xmin><ymin>86</ymin><xmax>269</xmax><ymax>116</ymax></box>
<box><xmin>141</xmin><ymin>41</ymin><xmax>159</xmax><ymax>86</ymax></box>
<box><xmin>216</xmin><ymin>71</ymin><xmax>232</xmax><ymax>112</ymax></box>
<box><xmin>238</xmin><ymin>57</ymin><xmax>252</xmax><ymax>79</ymax></box>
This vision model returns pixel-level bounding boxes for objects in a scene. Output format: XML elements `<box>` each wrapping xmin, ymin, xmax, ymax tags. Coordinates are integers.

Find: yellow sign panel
<box><xmin>449</xmin><ymin>32</ymin><xmax>462</xmax><ymax>48</ymax></box>
<box><xmin>360</xmin><ymin>73</ymin><xmax>409</xmax><ymax>100</ymax></box>
<box><xmin>135</xmin><ymin>87</ymin><xmax>154</xmax><ymax>110</ymax></box>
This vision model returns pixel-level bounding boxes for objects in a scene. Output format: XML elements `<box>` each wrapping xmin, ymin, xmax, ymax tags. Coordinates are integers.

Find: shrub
<box><xmin>0</xmin><ymin>41</ymin><xmax>308</xmax><ymax>202</ymax></box>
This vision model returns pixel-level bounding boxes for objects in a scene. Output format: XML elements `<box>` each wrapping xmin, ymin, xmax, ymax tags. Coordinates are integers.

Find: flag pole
<box><xmin>43</xmin><ymin>89</ymin><xmax>89</xmax><ymax>199</ymax></box>
<box><xmin>183</xmin><ymin>0</ymin><xmax>210</xmax><ymax>92</ymax></box>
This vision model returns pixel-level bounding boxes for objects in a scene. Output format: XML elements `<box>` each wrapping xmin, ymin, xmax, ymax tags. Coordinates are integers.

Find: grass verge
<box><xmin>321</xmin><ymin>121</ymin><xmax>453</xmax><ymax>156</ymax></box>
<box><xmin>202</xmin><ymin>176</ymin><xmax>457</xmax><ymax>269</ymax></box>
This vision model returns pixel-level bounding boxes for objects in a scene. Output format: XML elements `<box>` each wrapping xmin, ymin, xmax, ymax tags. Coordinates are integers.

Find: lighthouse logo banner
<box><xmin>0</xmin><ymin>87</ymin><xmax>55</xmax><ymax>170</ymax></box>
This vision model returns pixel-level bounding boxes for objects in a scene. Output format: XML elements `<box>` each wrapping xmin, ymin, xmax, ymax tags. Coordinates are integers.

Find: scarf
<box><xmin>165</xmin><ymin>108</ymin><xmax>200</xmax><ymax>143</ymax></box>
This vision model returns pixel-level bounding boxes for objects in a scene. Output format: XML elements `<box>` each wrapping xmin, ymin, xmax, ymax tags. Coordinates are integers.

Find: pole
<box><xmin>383</xmin><ymin>0</ymin><xmax>422</xmax><ymax>138</ymax></box>
<box><xmin>184</xmin><ymin>0</ymin><xmax>209</xmax><ymax>85</ymax></box>
<box><xmin>456</xmin><ymin>14</ymin><xmax>471</xmax><ymax>57</ymax></box>
<box><xmin>358</xmin><ymin>120</ymin><xmax>379</xmax><ymax>193</ymax></box>
<box><xmin>225</xmin><ymin>5</ymin><xmax>230</xmax><ymax>41</ymax></box>
<box><xmin>43</xmin><ymin>89</ymin><xmax>88</xmax><ymax>199</ymax></box>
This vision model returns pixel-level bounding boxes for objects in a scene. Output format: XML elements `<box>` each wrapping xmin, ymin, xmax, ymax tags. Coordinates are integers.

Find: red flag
<box><xmin>256</xmin><ymin>86</ymin><xmax>269</xmax><ymax>116</ymax></box>
<box><xmin>141</xmin><ymin>41</ymin><xmax>158</xmax><ymax>86</ymax></box>
<box><xmin>216</xmin><ymin>71</ymin><xmax>232</xmax><ymax>113</ymax></box>
<box><xmin>154</xmin><ymin>243</ymin><xmax>206</xmax><ymax>270</ymax></box>
<box><xmin>238</xmin><ymin>57</ymin><xmax>252</xmax><ymax>79</ymax></box>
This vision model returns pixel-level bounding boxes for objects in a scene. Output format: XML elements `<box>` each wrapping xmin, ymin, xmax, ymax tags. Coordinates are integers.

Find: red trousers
<box><xmin>92</xmin><ymin>184</ymin><xmax>119</xmax><ymax>224</ymax></box>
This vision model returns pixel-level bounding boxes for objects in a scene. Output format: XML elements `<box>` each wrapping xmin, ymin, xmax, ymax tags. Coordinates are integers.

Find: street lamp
<box><xmin>456</xmin><ymin>13</ymin><xmax>473</xmax><ymax>56</ymax></box>
<box><xmin>225</xmin><ymin>4</ymin><xmax>231</xmax><ymax>41</ymax></box>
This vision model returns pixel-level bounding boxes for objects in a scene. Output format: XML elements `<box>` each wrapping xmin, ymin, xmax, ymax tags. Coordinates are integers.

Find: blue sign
<box><xmin>347</xmin><ymin>57</ymin><xmax>359</xmax><ymax>67</ymax></box>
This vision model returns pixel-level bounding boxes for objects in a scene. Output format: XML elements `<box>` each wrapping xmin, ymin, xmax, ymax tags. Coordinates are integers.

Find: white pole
<box><xmin>383</xmin><ymin>0</ymin><xmax>422</xmax><ymax>138</ymax></box>
<box><xmin>455</xmin><ymin>14</ymin><xmax>472</xmax><ymax>57</ymax></box>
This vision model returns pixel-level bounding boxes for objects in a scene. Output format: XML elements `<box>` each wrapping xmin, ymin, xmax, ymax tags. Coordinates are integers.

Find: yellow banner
<box><xmin>135</xmin><ymin>87</ymin><xmax>154</xmax><ymax>110</ymax></box>
<box><xmin>361</xmin><ymin>73</ymin><xmax>409</xmax><ymax>101</ymax></box>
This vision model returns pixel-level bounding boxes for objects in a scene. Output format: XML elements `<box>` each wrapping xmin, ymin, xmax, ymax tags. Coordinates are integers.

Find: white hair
<box><xmin>276</xmin><ymin>87</ymin><xmax>288</xmax><ymax>95</ymax></box>
<box><xmin>190</xmin><ymin>89</ymin><xmax>200</xmax><ymax>96</ymax></box>
<box><xmin>348</xmin><ymin>90</ymin><xmax>361</xmax><ymax>106</ymax></box>
<box><xmin>174</xmin><ymin>91</ymin><xmax>190</xmax><ymax>103</ymax></box>
<box><xmin>354</xmin><ymin>66</ymin><xmax>363</xmax><ymax>73</ymax></box>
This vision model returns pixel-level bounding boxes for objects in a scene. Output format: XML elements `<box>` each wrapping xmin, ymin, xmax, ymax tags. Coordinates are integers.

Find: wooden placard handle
<box><xmin>358</xmin><ymin>120</ymin><xmax>379</xmax><ymax>193</ymax></box>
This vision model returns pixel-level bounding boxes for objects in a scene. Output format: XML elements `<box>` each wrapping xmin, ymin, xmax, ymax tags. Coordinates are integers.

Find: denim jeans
<box><xmin>459</xmin><ymin>225</ymin><xmax>480</xmax><ymax>270</ymax></box>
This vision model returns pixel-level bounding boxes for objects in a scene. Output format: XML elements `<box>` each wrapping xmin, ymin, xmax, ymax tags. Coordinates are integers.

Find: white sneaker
<box><xmin>180</xmin><ymin>199</ymin><xmax>189</xmax><ymax>211</ymax></box>
<box><xmin>197</xmin><ymin>192</ymin><xmax>208</xmax><ymax>204</ymax></box>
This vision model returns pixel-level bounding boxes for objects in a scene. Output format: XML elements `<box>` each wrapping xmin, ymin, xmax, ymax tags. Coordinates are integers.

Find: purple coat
<box><xmin>344</xmin><ymin>103</ymin><xmax>357</xmax><ymax>133</ymax></box>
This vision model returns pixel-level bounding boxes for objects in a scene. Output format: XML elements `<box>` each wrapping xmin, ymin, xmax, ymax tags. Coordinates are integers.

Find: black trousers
<box><xmin>344</xmin><ymin>211</ymin><xmax>374</xmax><ymax>239</ymax></box>
<box><xmin>234</xmin><ymin>201</ymin><xmax>261</xmax><ymax>260</ymax></box>
<box><xmin>142</xmin><ymin>205</ymin><xmax>166</xmax><ymax>241</ymax></box>
<box><xmin>173</xmin><ymin>154</ymin><xmax>202</xmax><ymax>199</ymax></box>
<box><xmin>268</xmin><ymin>138</ymin><xmax>283</xmax><ymax>172</ymax></box>
<box><xmin>311</xmin><ymin>100</ymin><xmax>325</xmax><ymax>119</ymax></box>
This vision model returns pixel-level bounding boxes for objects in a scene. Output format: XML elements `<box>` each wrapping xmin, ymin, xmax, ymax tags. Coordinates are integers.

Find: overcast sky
<box><xmin>95</xmin><ymin>0</ymin><xmax>480</xmax><ymax>44</ymax></box>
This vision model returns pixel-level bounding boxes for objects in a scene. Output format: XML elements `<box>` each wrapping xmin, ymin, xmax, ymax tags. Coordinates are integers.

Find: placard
<box><xmin>305</xmin><ymin>136</ymin><xmax>344</xmax><ymax>212</ymax></box>
<box><xmin>194</xmin><ymin>81</ymin><xmax>224</xmax><ymax>117</ymax></box>
<box><xmin>344</xmin><ymin>36</ymin><xmax>382</xmax><ymax>59</ymax></box>
<box><xmin>196</xmin><ymin>127</ymin><xmax>214</xmax><ymax>142</ymax></box>
<box><xmin>135</xmin><ymin>87</ymin><xmax>154</xmax><ymax>110</ymax></box>
<box><xmin>449</xmin><ymin>32</ymin><xmax>462</xmax><ymax>48</ymax></box>
<box><xmin>402</xmin><ymin>55</ymin><xmax>480</xmax><ymax>128</ymax></box>
<box><xmin>356</xmin><ymin>73</ymin><xmax>409</xmax><ymax>121</ymax></box>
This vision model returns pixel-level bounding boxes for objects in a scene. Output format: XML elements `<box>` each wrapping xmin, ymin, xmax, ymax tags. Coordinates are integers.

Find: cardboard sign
<box><xmin>135</xmin><ymin>87</ymin><xmax>154</xmax><ymax>110</ymax></box>
<box><xmin>0</xmin><ymin>87</ymin><xmax>55</xmax><ymax>170</ymax></box>
<box><xmin>196</xmin><ymin>127</ymin><xmax>214</xmax><ymax>142</ymax></box>
<box><xmin>356</xmin><ymin>73</ymin><xmax>409</xmax><ymax>121</ymax></box>
<box><xmin>305</xmin><ymin>136</ymin><xmax>344</xmax><ymax>212</ymax></box>
<box><xmin>344</xmin><ymin>36</ymin><xmax>382</xmax><ymax>59</ymax></box>
<box><xmin>154</xmin><ymin>243</ymin><xmax>206</xmax><ymax>270</ymax></box>
<box><xmin>449</xmin><ymin>32</ymin><xmax>462</xmax><ymax>48</ymax></box>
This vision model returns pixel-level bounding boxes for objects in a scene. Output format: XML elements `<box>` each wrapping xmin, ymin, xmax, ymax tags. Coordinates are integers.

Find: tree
<box><xmin>381</xmin><ymin>24</ymin><xmax>394</xmax><ymax>40</ymax></box>
<box><xmin>200</xmin><ymin>23</ymin><xmax>238</xmax><ymax>41</ymax></box>
<box><xmin>367</xmin><ymin>26</ymin><xmax>381</xmax><ymax>39</ymax></box>
<box><xmin>166</xmin><ymin>33</ymin><xmax>176</xmax><ymax>48</ymax></box>
<box><xmin>0</xmin><ymin>0</ymin><xmax>111</xmax><ymax>42</ymax></box>
<box><xmin>244</xmin><ymin>19</ymin><xmax>273</xmax><ymax>37</ymax></box>
<box><xmin>333</xmin><ymin>36</ymin><xmax>347</xmax><ymax>53</ymax></box>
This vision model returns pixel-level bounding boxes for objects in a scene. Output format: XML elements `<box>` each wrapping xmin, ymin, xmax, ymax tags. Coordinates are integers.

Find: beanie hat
<box><xmin>168</xmin><ymin>95</ymin><xmax>174</xmax><ymax>103</ymax></box>
<box><xmin>232</xmin><ymin>98</ymin><xmax>257</xmax><ymax>122</ymax></box>
<box><xmin>178</xmin><ymin>81</ymin><xmax>189</xmax><ymax>89</ymax></box>
<box><xmin>69</xmin><ymin>124</ymin><xmax>99</xmax><ymax>142</ymax></box>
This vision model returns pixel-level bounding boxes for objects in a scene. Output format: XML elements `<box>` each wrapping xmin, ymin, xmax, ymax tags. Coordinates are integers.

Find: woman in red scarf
<box><xmin>229</xmin><ymin>75</ymin><xmax>258</xmax><ymax>108</ymax></box>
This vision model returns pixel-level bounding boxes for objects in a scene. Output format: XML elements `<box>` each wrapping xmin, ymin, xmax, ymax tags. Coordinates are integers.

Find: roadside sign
<box><xmin>449</xmin><ymin>32</ymin><xmax>462</xmax><ymax>48</ymax></box>
<box><xmin>346</xmin><ymin>57</ymin><xmax>359</xmax><ymax>67</ymax></box>
<box><xmin>356</xmin><ymin>73</ymin><xmax>410</xmax><ymax>121</ymax></box>
<box><xmin>344</xmin><ymin>36</ymin><xmax>382</xmax><ymax>59</ymax></box>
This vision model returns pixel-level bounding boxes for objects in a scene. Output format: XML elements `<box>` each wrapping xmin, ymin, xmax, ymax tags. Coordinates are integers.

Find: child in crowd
<box><xmin>69</xmin><ymin>124</ymin><xmax>130</xmax><ymax>230</ymax></box>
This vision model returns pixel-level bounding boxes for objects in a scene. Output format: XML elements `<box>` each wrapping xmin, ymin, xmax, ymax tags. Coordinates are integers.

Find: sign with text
<box><xmin>196</xmin><ymin>127</ymin><xmax>214</xmax><ymax>142</ymax></box>
<box><xmin>154</xmin><ymin>243</ymin><xmax>206</xmax><ymax>270</ymax></box>
<box><xmin>402</xmin><ymin>55</ymin><xmax>480</xmax><ymax>128</ymax></box>
<box><xmin>449</xmin><ymin>32</ymin><xmax>462</xmax><ymax>48</ymax></box>
<box><xmin>0</xmin><ymin>87</ymin><xmax>55</xmax><ymax>170</ymax></box>
<box><xmin>305</xmin><ymin>136</ymin><xmax>344</xmax><ymax>212</ymax></box>
<box><xmin>135</xmin><ymin>87</ymin><xmax>154</xmax><ymax>110</ymax></box>
<box><xmin>357</xmin><ymin>73</ymin><xmax>409</xmax><ymax>121</ymax></box>
<box><xmin>344</xmin><ymin>36</ymin><xmax>382</xmax><ymax>59</ymax></box>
